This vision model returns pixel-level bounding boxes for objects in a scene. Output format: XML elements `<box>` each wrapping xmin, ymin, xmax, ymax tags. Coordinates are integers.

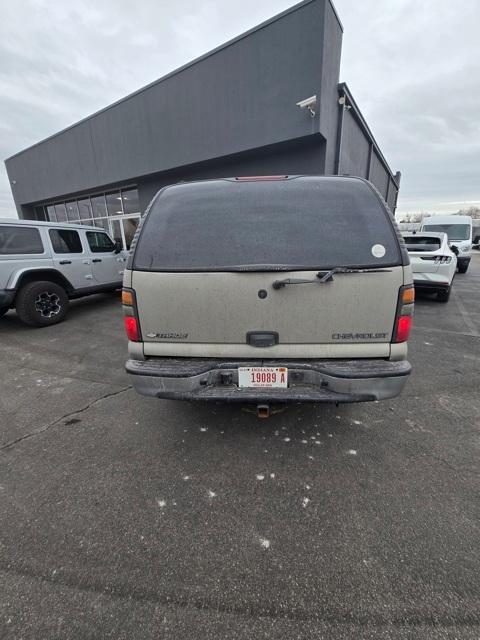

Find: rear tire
<box><xmin>437</xmin><ymin>287</ymin><xmax>451</xmax><ymax>303</ymax></box>
<box><xmin>16</xmin><ymin>281</ymin><xmax>69</xmax><ymax>327</ymax></box>
<box><xmin>0</xmin><ymin>306</ymin><xmax>9</xmax><ymax>318</ymax></box>
<box><xmin>458</xmin><ymin>262</ymin><xmax>469</xmax><ymax>274</ymax></box>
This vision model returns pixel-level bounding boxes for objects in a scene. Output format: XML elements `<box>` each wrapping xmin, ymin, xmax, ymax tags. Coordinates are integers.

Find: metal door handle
<box><xmin>59</xmin><ymin>260</ymin><xmax>71</xmax><ymax>265</ymax></box>
<box><xmin>92</xmin><ymin>258</ymin><xmax>102</xmax><ymax>263</ymax></box>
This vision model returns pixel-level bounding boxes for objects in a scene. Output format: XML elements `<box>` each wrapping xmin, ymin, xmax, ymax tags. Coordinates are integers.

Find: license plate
<box><xmin>238</xmin><ymin>367</ymin><xmax>288</xmax><ymax>388</ymax></box>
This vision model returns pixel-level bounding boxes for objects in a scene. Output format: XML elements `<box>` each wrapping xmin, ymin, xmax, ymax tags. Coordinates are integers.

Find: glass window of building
<box><xmin>91</xmin><ymin>195</ymin><xmax>107</xmax><ymax>218</ymax></box>
<box><xmin>54</xmin><ymin>203</ymin><xmax>67</xmax><ymax>222</ymax></box>
<box><xmin>46</xmin><ymin>205</ymin><xmax>56</xmax><ymax>222</ymax></box>
<box><xmin>93</xmin><ymin>218</ymin><xmax>109</xmax><ymax>232</ymax></box>
<box><xmin>49</xmin><ymin>229</ymin><xmax>82</xmax><ymax>253</ymax></box>
<box><xmin>78</xmin><ymin>198</ymin><xmax>93</xmax><ymax>221</ymax></box>
<box><xmin>65</xmin><ymin>201</ymin><xmax>79</xmax><ymax>222</ymax></box>
<box><xmin>121</xmin><ymin>188</ymin><xmax>140</xmax><ymax>215</ymax></box>
<box><xmin>110</xmin><ymin>219</ymin><xmax>123</xmax><ymax>248</ymax></box>
<box><xmin>34</xmin><ymin>206</ymin><xmax>47</xmax><ymax>221</ymax></box>
<box><xmin>106</xmin><ymin>191</ymin><xmax>123</xmax><ymax>217</ymax></box>
<box><xmin>122</xmin><ymin>217</ymin><xmax>140</xmax><ymax>250</ymax></box>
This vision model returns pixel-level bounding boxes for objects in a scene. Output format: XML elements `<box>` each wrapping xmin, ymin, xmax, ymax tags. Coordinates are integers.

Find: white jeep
<box><xmin>0</xmin><ymin>218</ymin><xmax>126</xmax><ymax>326</ymax></box>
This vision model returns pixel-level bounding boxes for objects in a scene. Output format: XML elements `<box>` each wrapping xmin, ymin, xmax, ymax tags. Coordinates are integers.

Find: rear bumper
<box><xmin>126</xmin><ymin>357</ymin><xmax>411</xmax><ymax>403</ymax></box>
<box><xmin>0</xmin><ymin>289</ymin><xmax>15</xmax><ymax>308</ymax></box>
<box><xmin>413</xmin><ymin>279</ymin><xmax>450</xmax><ymax>292</ymax></box>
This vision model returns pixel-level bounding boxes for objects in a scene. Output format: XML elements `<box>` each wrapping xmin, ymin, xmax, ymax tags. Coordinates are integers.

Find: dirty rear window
<box><xmin>133</xmin><ymin>177</ymin><xmax>402</xmax><ymax>271</ymax></box>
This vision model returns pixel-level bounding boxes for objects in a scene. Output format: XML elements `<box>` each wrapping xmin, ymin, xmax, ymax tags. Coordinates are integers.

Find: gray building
<box><xmin>5</xmin><ymin>0</ymin><xmax>400</xmax><ymax>251</ymax></box>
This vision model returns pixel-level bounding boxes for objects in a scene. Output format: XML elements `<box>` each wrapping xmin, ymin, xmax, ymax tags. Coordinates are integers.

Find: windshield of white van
<box><xmin>423</xmin><ymin>224</ymin><xmax>470</xmax><ymax>241</ymax></box>
<box><xmin>134</xmin><ymin>177</ymin><xmax>402</xmax><ymax>271</ymax></box>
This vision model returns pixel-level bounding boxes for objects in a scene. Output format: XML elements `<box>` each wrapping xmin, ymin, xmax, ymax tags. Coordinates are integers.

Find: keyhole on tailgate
<box><xmin>258</xmin><ymin>289</ymin><xmax>268</xmax><ymax>299</ymax></box>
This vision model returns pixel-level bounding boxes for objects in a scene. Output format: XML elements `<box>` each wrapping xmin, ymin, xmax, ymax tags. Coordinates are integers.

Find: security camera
<box><xmin>296</xmin><ymin>95</ymin><xmax>317</xmax><ymax>117</ymax></box>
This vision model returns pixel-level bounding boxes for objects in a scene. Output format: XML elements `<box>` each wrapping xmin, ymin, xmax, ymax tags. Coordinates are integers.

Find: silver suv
<box><xmin>0</xmin><ymin>218</ymin><xmax>125</xmax><ymax>326</ymax></box>
<box><xmin>123</xmin><ymin>176</ymin><xmax>414</xmax><ymax>409</ymax></box>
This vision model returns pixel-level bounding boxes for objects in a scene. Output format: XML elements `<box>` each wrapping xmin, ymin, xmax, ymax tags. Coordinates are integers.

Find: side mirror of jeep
<box><xmin>114</xmin><ymin>240</ymin><xmax>123</xmax><ymax>254</ymax></box>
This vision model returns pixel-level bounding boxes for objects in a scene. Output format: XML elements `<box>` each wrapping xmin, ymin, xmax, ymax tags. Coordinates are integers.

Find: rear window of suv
<box><xmin>0</xmin><ymin>226</ymin><xmax>44</xmax><ymax>255</ymax></box>
<box><xmin>133</xmin><ymin>177</ymin><xmax>402</xmax><ymax>271</ymax></box>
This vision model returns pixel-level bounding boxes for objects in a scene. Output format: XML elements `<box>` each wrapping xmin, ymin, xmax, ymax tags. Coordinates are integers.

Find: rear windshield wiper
<box><xmin>272</xmin><ymin>267</ymin><xmax>392</xmax><ymax>289</ymax></box>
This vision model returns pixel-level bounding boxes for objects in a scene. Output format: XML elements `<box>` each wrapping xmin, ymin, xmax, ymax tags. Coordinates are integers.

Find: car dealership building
<box><xmin>5</xmin><ymin>0</ymin><xmax>400</xmax><ymax>251</ymax></box>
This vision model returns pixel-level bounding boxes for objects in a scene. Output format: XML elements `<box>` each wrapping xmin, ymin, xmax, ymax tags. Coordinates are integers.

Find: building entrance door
<box><xmin>109</xmin><ymin>215</ymin><xmax>141</xmax><ymax>251</ymax></box>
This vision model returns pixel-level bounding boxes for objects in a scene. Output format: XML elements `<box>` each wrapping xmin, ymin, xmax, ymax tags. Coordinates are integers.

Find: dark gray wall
<box><xmin>338</xmin><ymin>108</ymin><xmax>370</xmax><ymax>178</ymax></box>
<box><xmin>137</xmin><ymin>136</ymin><xmax>326</xmax><ymax>212</ymax></box>
<box><xmin>369</xmin><ymin>151</ymin><xmax>390</xmax><ymax>200</ymax></box>
<box><xmin>318</xmin><ymin>0</ymin><xmax>343</xmax><ymax>174</ymax></box>
<box><xmin>336</xmin><ymin>84</ymin><xmax>399</xmax><ymax>209</ymax></box>
<box><xmin>386</xmin><ymin>177</ymin><xmax>398</xmax><ymax>211</ymax></box>
<box><xmin>6</xmin><ymin>0</ymin><xmax>341</xmax><ymax>210</ymax></box>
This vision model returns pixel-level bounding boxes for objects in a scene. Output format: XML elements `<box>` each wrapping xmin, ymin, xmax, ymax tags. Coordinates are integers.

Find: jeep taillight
<box><xmin>393</xmin><ymin>285</ymin><xmax>414</xmax><ymax>343</ymax></box>
<box><xmin>122</xmin><ymin>288</ymin><xmax>141</xmax><ymax>342</ymax></box>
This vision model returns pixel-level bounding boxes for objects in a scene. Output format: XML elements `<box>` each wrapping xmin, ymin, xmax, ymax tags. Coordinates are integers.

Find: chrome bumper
<box><xmin>126</xmin><ymin>357</ymin><xmax>411</xmax><ymax>403</ymax></box>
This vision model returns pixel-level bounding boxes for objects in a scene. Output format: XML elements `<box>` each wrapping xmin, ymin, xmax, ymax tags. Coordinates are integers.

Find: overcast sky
<box><xmin>1</xmin><ymin>0</ymin><xmax>479</xmax><ymax>218</ymax></box>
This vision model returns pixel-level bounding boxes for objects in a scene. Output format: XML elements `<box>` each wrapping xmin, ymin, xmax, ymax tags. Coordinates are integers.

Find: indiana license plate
<box><xmin>238</xmin><ymin>367</ymin><xmax>288</xmax><ymax>388</ymax></box>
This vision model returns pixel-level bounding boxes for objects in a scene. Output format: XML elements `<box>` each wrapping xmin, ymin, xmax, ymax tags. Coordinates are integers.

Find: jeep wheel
<box><xmin>437</xmin><ymin>287</ymin><xmax>451</xmax><ymax>303</ymax></box>
<box><xmin>457</xmin><ymin>262</ymin><xmax>469</xmax><ymax>274</ymax></box>
<box><xmin>16</xmin><ymin>281</ymin><xmax>69</xmax><ymax>327</ymax></box>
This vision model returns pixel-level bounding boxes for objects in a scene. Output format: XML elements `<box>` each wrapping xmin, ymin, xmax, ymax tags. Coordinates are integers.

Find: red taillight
<box><xmin>394</xmin><ymin>315</ymin><xmax>412</xmax><ymax>343</ymax></box>
<box><xmin>392</xmin><ymin>285</ymin><xmax>414</xmax><ymax>343</ymax></box>
<box><xmin>124</xmin><ymin>316</ymin><xmax>140</xmax><ymax>342</ymax></box>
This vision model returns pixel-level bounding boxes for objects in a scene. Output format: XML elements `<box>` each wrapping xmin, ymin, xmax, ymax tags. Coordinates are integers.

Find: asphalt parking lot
<box><xmin>1</xmin><ymin>256</ymin><xmax>479</xmax><ymax>639</ymax></box>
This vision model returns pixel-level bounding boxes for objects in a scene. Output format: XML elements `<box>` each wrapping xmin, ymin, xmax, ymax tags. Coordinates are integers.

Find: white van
<box><xmin>421</xmin><ymin>215</ymin><xmax>473</xmax><ymax>273</ymax></box>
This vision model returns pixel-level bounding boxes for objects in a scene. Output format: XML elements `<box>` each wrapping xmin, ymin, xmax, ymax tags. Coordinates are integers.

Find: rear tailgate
<box><xmin>408</xmin><ymin>252</ymin><xmax>440</xmax><ymax>275</ymax></box>
<box><xmin>131</xmin><ymin>176</ymin><xmax>407</xmax><ymax>359</ymax></box>
<box><xmin>134</xmin><ymin>268</ymin><xmax>403</xmax><ymax>358</ymax></box>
